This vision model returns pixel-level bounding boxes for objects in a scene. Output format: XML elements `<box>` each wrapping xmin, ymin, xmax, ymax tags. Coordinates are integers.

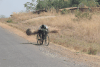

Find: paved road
<box><xmin>0</xmin><ymin>27</ymin><xmax>88</xmax><ymax>67</ymax></box>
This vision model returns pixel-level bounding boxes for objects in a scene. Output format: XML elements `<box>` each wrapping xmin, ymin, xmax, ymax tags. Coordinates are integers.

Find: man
<box><xmin>38</xmin><ymin>24</ymin><xmax>49</xmax><ymax>40</ymax></box>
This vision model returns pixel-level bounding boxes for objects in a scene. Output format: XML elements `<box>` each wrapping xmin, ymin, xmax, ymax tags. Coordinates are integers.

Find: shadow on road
<box><xmin>21</xmin><ymin>42</ymin><xmax>43</xmax><ymax>46</ymax></box>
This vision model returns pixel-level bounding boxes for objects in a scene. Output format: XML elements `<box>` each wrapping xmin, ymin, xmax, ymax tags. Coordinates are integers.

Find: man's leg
<box><xmin>38</xmin><ymin>30</ymin><xmax>42</xmax><ymax>38</ymax></box>
<box><xmin>45</xmin><ymin>31</ymin><xmax>48</xmax><ymax>40</ymax></box>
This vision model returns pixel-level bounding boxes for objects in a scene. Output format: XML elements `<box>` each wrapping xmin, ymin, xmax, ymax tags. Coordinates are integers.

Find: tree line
<box><xmin>24</xmin><ymin>0</ymin><xmax>100</xmax><ymax>12</ymax></box>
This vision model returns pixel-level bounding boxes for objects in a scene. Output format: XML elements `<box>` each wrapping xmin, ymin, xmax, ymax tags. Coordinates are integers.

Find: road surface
<box><xmin>0</xmin><ymin>26</ymin><xmax>88</xmax><ymax>67</ymax></box>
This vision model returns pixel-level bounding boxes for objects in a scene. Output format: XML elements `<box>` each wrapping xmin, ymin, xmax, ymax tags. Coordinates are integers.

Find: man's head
<box><xmin>41</xmin><ymin>24</ymin><xmax>46</xmax><ymax>29</ymax></box>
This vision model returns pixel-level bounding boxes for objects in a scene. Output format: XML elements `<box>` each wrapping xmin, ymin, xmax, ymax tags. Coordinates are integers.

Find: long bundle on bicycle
<box><xmin>26</xmin><ymin>28</ymin><xmax>38</xmax><ymax>35</ymax></box>
<box><xmin>49</xmin><ymin>30</ymin><xmax>58</xmax><ymax>33</ymax></box>
<box><xmin>32</xmin><ymin>30</ymin><xmax>38</xmax><ymax>35</ymax></box>
<box><xmin>26</xmin><ymin>29</ymin><xmax>59</xmax><ymax>36</ymax></box>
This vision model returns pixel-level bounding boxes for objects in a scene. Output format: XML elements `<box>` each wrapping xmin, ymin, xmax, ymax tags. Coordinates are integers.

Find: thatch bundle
<box><xmin>26</xmin><ymin>28</ymin><xmax>58</xmax><ymax>36</ymax></box>
<box><xmin>26</xmin><ymin>28</ymin><xmax>38</xmax><ymax>36</ymax></box>
<box><xmin>26</xmin><ymin>28</ymin><xmax>32</xmax><ymax>35</ymax></box>
<box><xmin>49</xmin><ymin>30</ymin><xmax>58</xmax><ymax>33</ymax></box>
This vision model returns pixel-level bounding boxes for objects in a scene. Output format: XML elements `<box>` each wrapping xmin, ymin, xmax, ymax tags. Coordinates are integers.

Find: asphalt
<box><xmin>0</xmin><ymin>26</ymin><xmax>88</xmax><ymax>67</ymax></box>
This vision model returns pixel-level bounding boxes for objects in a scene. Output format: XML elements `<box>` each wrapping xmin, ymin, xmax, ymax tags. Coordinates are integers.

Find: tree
<box><xmin>24</xmin><ymin>0</ymin><xmax>83</xmax><ymax>13</ymax></box>
<box><xmin>95</xmin><ymin>0</ymin><xmax>100</xmax><ymax>5</ymax></box>
<box><xmin>36</xmin><ymin>0</ymin><xmax>48</xmax><ymax>10</ymax></box>
<box><xmin>79</xmin><ymin>0</ymin><xmax>99</xmax><ymax>7</ymax></box>
<box><xmin>59</xmin><ymin>0</ymin><xmax>64</xmax><ymax>8</ymax></box>
<box><xmin>0</xmin><ymin>15</ymin><xmax>6</xmax><ymax>18</ymax></box>
<box><xmin>24</xmin><ymin>0</ymin><xmax>36</xmax><ymax>12</ymax></box>
<box><xmin>46</xmin><ymin>0</ymin><xmax>52</xmax><ymax>10</ymax></box>
<box><xmin>69</xmin><ymin>0</ymin><xmax>82</xmax><ymax>7</ymax></box>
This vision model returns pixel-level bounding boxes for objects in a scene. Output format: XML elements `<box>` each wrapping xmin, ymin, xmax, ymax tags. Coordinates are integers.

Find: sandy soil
<box><xmin>0</xmin><ymin>22</ymin><xmax>100</xmax><ymax>67</ymax></box>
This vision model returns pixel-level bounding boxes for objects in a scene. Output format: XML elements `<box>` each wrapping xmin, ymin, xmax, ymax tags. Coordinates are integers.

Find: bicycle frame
<box><xmin>37</xmin><ymin>29</ymin><xmax>49</xmax><ymax>46</ymax></box>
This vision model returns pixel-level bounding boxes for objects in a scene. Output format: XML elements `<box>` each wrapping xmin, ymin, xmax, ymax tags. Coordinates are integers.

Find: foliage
<box><xmin>24</xmin><ymin>0</ymin><xmax>36</xmax><ymax>12</ymax></box>
<box><xmin>24</xmin><ymin>0</ymin><xmax>100</xmax><ymax>13</ymax></box>
<box><xmin>7</xmin><ymin>19</ymin><xmax>13</xmax><ymax>23</ymax></box>
<box><xmin>61</xmin><ymin>9</ymin><xmax>69</xmax><ymax>14</ymax></box>
<box><xmin>36</xmin><ymin>0</ymin><xmax>69</xmax><ymax>12</ymax></box>
<box><xmin>24</xmin><ymin>0</ymin><xmax>83</xmax><ymax>12</ymax></box>
<box><xmin>68</xmin><ymin>0</ymin><xmax>82</xmax><ymax>7</ymax></box>
<box><xmin>88</xmin><ymin>47</ymin><xmax>97</xmax><ymax>55</ymax></box>
<box><xmin>79</xmin><ymin>0</ymin><xmax>99</xmax><ymax>8</ymax></box>
<box><xmin>0</xmin><ymin>15</ymin><xmax>6</xmax><ymax>18</ymax></box>
<box><xmin>63</xmin><ymin>1</ymin><xmax>70</xmax><ymax>8</ymax></box>
<box><xmin>36</xmin><ymin>0</ymin><xmax>48</xmax><ymax>10</ymax></box>
<box><xmin>95</xmin><ymin>0</ymin><xmax>100</xmax><ymax>5</ymax></box>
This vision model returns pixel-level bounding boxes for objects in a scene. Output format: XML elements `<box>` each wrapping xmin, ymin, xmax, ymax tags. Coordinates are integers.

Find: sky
<box><xmin>0</xmin><ymin>0</ymin><xmax>37</xmax><ymax>17</ymax></box>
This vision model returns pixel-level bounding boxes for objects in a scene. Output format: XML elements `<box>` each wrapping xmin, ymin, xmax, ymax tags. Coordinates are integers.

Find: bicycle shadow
<box><xmin>21</xmin><ymin>42</ymin><xmax>43</xmax><ymax>46</ymax></box>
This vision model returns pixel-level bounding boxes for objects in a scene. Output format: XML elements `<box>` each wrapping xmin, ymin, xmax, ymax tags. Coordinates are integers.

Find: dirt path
<box><xmin>0</xmin><ymin>22</ymin><xmax>100</xmax><ymax>67</ymax></box>
<box><xmin>21</xmin><ymin>16</ymin><xmax>56</xmax><ymax>23</ymax></box>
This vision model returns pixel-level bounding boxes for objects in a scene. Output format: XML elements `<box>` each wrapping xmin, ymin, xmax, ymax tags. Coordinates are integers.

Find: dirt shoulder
<box><xmin>0</xmin><ymin>22</ymin><xmax>100</xmax><ymax>67</ymax></box>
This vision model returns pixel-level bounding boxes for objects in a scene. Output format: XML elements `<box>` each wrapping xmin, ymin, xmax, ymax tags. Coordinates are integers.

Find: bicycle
<box><xmin>36</xmin><ymin>29</ymin><xmax>49</xmax><ymax>46</ymax></box>
<box><xmin>26</xmin><ymin>28</ymin><xmax>58</xmax><ymax>46</ymax></box>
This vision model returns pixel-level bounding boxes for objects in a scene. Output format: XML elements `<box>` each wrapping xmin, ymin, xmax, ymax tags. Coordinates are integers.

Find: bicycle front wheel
<box><xmin>45</xmin><ymin>35</ymin><xmax>49</xmax><ymax>46</ymax></box>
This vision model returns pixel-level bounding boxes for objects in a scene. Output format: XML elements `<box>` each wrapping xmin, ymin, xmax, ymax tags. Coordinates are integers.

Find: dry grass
<box><xmin>1</xmin><ymin>11</ymin><xmax>100</xmax><ymax>55</ymax></box>
<box><xmin>9</xmin><ymin>11</ymin><xmax>56</xmax><ymax>23</ymax></box>
<box><xmin>28</xmin><ymin>12</ymin><xmax>100</xmax><ymax>55</ymax></box>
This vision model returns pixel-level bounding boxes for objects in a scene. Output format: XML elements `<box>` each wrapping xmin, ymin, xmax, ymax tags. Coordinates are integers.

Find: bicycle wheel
<box><xmin>37</xmin><ymin>34</ymin><xmax>43</xmax><ymax>45</ymax></box>
<box><xmin>45</xmin><ymin>35</ymin><xmax>49</xmax><ymax>46</ymax></box>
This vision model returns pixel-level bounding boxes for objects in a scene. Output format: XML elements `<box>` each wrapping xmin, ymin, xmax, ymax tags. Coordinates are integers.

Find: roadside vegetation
<box><xmin>0</xmin><ymin>0</ymin><xmax>100</xmax><ymax>55</ymax></box>
<box><xmin>0</xmin><ymin>15</ymin><xmax>6</xmax><ymax>18</ymax></box>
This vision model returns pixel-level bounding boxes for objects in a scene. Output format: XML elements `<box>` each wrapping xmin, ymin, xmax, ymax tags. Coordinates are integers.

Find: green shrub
<box><xmin>88</xmin><ymin>47</ymin><xmax>97</xmax><ymax>55</ymax></box>
<box><xmin>62</xmin><ymin>9</ymin><xmax>67</xmax><ymax>14</ymax></box>
<box><xmin>7</xmin><ymin>19</ymin><xmax>13</xmax><ymax>23</ymax></box>
<box><xmin>61</xmin><ymin>9</ymin><xmax>70</xmax><ymax>14</ymax></box>
<box><xmin>79</xmin><ymin>0</ymin><xmax>99</xmax><ymax>7</ymax></box>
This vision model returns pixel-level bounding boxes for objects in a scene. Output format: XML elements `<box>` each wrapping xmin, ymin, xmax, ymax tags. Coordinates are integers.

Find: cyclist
<box><xmin>38</xmin><ymin>24</ymin><xmax>49</xmax><ymax>41</ymax></box>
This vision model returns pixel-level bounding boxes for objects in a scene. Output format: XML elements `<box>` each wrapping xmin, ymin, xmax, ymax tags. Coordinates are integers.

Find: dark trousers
<box><xmin>38</xmin><ymin>30</ymin><xmax>48</xmax><ymax>40</ymax></box>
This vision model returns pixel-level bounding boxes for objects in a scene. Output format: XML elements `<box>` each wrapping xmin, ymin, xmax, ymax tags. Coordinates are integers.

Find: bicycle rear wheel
<box><xmin>37</xmin><ymin>34</ymin><xmax>43</xmax><ymax>45</ymax></box>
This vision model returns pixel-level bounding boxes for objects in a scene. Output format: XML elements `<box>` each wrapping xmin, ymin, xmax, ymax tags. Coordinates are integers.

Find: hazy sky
<box><xmin>0</xmin><ymin>0</ymin><xmax>37</xmax><ymax>17</ymax></box>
